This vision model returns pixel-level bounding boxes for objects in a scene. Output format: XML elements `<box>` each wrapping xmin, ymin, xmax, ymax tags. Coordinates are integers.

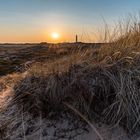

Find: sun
<box><xmin>51</xmin><ymin>32</ymin><xmax>60</xmax><ymax>40</ymax></box>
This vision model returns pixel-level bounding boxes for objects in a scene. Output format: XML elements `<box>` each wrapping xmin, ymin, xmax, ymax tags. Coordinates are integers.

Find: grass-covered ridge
<box><xmin>0</xmin><ymin>15</ymin><xmax>140</xmax><ymax>139</ymax></box>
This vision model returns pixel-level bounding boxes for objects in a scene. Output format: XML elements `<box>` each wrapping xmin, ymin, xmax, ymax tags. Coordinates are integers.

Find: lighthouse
<box><xmin>76</xmin><ymin>35</ymin><xmax>78</xmax><ymax>43</ymax></box>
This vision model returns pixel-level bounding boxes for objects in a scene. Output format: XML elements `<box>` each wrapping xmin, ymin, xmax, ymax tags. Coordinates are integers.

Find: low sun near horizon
<box><xmin>51</xmin><ymin>32</ymin><xmax>60</xmax><ymax>40</ymax></box>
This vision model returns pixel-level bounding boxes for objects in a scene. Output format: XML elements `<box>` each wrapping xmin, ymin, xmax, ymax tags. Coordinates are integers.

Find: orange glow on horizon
<box><xmin>0</xmin><ymin>27</ymin><xmax>100</xmax><ymax>43</ymax></box>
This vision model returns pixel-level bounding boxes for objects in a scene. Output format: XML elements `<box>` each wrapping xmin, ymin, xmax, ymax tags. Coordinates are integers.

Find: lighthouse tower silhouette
<box><xmin>76</xmin><ymin>34</ymin><xmax>78</xmax><ymax>43</ymax></box>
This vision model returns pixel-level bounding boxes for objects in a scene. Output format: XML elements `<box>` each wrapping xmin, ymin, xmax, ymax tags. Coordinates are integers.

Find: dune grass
<box><xmin>0</xmin><ymin>14</ymin><xmax>140</xmax><ymax>139</ymax></box>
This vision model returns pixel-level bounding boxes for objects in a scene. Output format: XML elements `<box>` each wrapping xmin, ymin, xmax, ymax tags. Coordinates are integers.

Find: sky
<box><xmin>0</xmin><ymin>0</ymin><xmax>140</xmax><ymax>43</ymax></box>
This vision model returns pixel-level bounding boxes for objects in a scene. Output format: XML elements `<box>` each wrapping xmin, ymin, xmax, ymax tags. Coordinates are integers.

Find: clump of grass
<box><xmin>13</xmin><ymin>50</ymin><xmax>95</xmax><ymax>117</ymax></box>
<box><xmin>94</xmin><ymin>14</ymin><xmax>140</xmax><ymax>133</ymax></box>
